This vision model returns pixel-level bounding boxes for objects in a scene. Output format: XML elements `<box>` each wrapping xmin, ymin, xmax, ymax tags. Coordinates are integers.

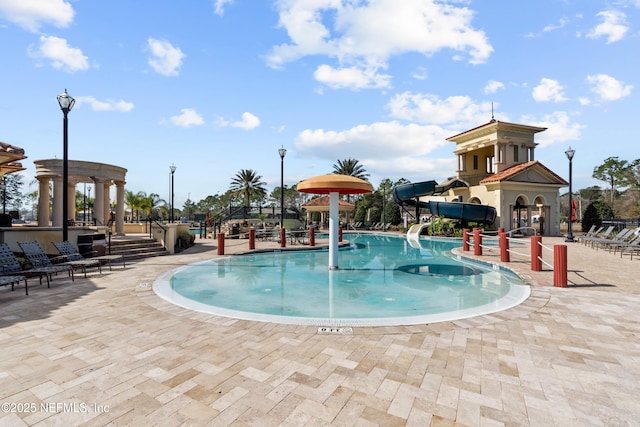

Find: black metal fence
<box><xmin>602</xmin><ymin>218</ymin><xmax>640</xmax><ymax>232</ymax></box>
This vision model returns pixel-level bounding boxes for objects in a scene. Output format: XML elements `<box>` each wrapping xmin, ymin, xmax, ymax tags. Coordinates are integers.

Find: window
<box><xmin>513</xmin><ymin>145</ymin><xmax>519</xmax><ymax>162</ymax></box>
<box><xmin>473</xmin><ymin>155</ymin><xmax>478</xmax><ymax>170</ymax></box>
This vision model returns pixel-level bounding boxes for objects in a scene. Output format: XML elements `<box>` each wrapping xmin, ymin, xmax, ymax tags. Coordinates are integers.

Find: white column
<box><xmin>103</xmin><ymin>181</ymin><xmax>110</xmax><ymax>223</ymax></box>
<box><xmin>52</xmin><ymin>176</ymin><xmax>63</xmax><ymax>227</ymax></box>
<box><xmin>115</xmin><ymin>181</ymin><xmax>125</xmax><ymax>235</ymax></box>
<box><xmin>37</xmin><ymin>177</ymin><xmax>50</xmax><ymax>227</ymax></box>
<box><xmin>93</xmin><ymin>178</ymin><xmax>105</xmax><ymax>225</ymax></box>
<box><xmin>67</xmin><ymin>181</ymin><xmax>77</xmax><ymax>224</ymax></box>
<box><xmin>328</xmin><ymin>191</ymin><xmax>339</xmax><ymax>270</ymax></box>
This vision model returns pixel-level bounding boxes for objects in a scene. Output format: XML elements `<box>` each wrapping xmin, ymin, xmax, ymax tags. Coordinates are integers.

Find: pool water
<box><xmin>154</xmin><ymin>233</ymin><xmax>530</xmax><ymax>326</ymax></box>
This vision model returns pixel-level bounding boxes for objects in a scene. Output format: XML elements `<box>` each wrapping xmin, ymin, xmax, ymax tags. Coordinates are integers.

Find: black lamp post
<box><xmin>87</xmin><ymin>185</ymin><xmax>91</xmax><ymax>223</ymax></box>
<box><xmin>170</xmin><ymin>164</ymin><xmax>176</xmax><ymax>222</ymax></box>
<box><xmin>565</xmin><ymin>147</ymin><xmax>575</xmax><ymax>242</ymax></box>
<box><xmin>57</xmin><ymin>89</ymin><xmax>75</xmax><ymax>242</ymax></box>
<box><xmin>278</xmin><ymin>147</ymin><xmax>286</xmax><ymax>227</ymax></box>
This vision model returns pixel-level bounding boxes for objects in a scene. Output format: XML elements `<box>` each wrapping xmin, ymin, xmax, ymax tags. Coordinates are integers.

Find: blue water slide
<box><xmin>392</xmin><ymin>180</ymin><xmax>496</xmax><ymax>225</ymax></box>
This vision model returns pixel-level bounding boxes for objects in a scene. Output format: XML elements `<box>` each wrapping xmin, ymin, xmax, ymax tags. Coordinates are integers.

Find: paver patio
<box><xmin>0</xmin><ymin>233</ymin><xmax>639</xmax><ymax>426</ymax></box>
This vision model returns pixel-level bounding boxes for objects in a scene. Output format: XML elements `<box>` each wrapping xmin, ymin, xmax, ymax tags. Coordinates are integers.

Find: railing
<box><xmin>148</xmin><ymin>219</ymin><xmax>168</xmax><ymax>249</ymax></box>
<box><xmin>463</xmin><ymin>227</ymin><xmax>568</xmax><ymax>287</ymax></box>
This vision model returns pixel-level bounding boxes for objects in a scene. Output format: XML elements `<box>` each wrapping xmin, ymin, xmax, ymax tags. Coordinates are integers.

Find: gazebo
<box><xmin>298</xmin><ymin>174</ymin><xmax>372</xmax><ymax>269</ymax></box>
<box><xmin>302</xmin><ymin>195</ymin><xmax>355</xmax><ymax>227</ymax></box>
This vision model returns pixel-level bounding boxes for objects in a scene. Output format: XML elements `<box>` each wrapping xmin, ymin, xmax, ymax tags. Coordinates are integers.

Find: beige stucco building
<box><xmin>423</xmin><ymin>119</ymin><xmax>568</xmax><ymax>235</ymax></box>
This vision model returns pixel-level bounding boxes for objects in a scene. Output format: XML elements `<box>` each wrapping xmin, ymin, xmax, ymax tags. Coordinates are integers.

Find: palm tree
<box><xmin>229</xmin><ymin>169</ymin><xmax>267</xmax><ymax>206</ymax></box>
<box><xmin>124</xmin><ymin>190</ymin><xmax>146</xmax><ymax>222</ymax></box>
<box><xmin>332</xmin><ymin>158</ymin><xmax>369</xmax><ymax>226</ymax></box>
<box><xmin>141</xmin><ymin>193</ymin><xmax>165</xmax><ymax>220</ymax></box>
<box><xmin>332</xmin><ymin>158</ymin><xmax>369</xmax><ymax>181</ymax></box>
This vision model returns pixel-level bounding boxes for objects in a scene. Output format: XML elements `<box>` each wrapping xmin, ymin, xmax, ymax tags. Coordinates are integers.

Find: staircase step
<box><xmin>102</xmin><ymin>237</ymin><xmax>169</xmax><ymax>260</ymax></box>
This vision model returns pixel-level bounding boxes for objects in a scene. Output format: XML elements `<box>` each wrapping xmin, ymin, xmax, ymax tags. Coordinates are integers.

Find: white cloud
<box><xmin>147</xmin><ymin>38</ymin><xmax>185</xmax><ymax>76</ymax></box>
<box><xmin>521</xmin><ymin>111</ymin><xmax>583</xmax><ymax>148</ymax></box>
<box><xmin>411</xmin><ymin>66</ymin><xmax>428</xmax><ymax>81</ymax></box>
<box><xmin>231</xmin><ymin>112</ymin><xmax>260</xmax><ymax>130</ymax></box>
<box><xmin>0</xmin><ymin>0</ymin><xmax>74</xmax><ymax>32</ymax></box>
<box><xmin>294</xmin><ymin>120</ymin><xmax>456</xmax><ymax>183</ymax></box>
<box><xmin>213</xmin><ymin>0</ymin><xmax>234</xmax><ymax>16</ymax></box>
<box><xmin>313</xmin><ymin>64</ymin><xmax>391</xmax><ymax>90</ymax></box>
<box><xmin>387</xmin><ymin>92</ymin><xmax>493</xmax><ymax>127</ymax></box>
<box><xmin>76</xmin><ymin>96</ymin><xmax>134</xmax><ymax>112</ymax></box>
<box><xmin>532</xmin><ymin>78</ymin><xmax>568</xmax><ymax>102</ymax></box>
<box><xmin>30</xmin><ymin>35</ymin><xmax>89</xmax><ymax>72</ymax></box>
<box><xmin>170</xmin><ymin>108</ymin><xmax>204</xmax><ymax>127</ymax></box>
<box><xmin>586</xmin><ymin>74</ymin><xmax>633</xmax><ymax>101</ymax></box>
<box><xmin>543</xmin><ymin>17</ymin><xmax>569</xmax><ymax>33</ymax></box>
<box><xmin>484</xmin><ymin>80</ymin><xmax>504</xmax><ymax>94</ymax></box>
<box><xmin>296</xmin><ymin>121</ymin><xmax>452</xmax><ymax>160</ymax></box>
<box><xmin>586</xmin><ymin>10</ymin><xmax>628</xmax><ymax>43</ymax></box>
<box><xmin>266</xmin><ymin>0</ymin><xmax>492</xmax><ymax>90</ymax></box>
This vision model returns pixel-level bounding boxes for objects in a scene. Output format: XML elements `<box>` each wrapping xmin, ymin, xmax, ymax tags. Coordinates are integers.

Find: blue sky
<box><xmin>0</xmin><ymin>0</ymin><xmax>638</xmax><ymax>209</ymax></box>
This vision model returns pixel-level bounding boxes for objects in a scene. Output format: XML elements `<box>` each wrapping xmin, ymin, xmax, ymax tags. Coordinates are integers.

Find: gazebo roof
<box><xmin>0</xmin><ymin>141</ymin><xmax>27</xmax><ymax>177</ymax></box>
<box><xmin>297</xmin><ymin>174</ymin><xmax>373</xmax><ymax>195</ymax></box>
<box><xmin>302</xmin><ymin>195</ymin><xmax>355</xmax><ymax>212</ymax></box>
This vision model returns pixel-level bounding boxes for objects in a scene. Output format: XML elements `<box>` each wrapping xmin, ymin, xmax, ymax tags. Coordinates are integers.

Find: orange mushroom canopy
<box><xmin>297</xmin><ymin>174</ymin><xmax>373</xmax><ymax>195</ymax></box>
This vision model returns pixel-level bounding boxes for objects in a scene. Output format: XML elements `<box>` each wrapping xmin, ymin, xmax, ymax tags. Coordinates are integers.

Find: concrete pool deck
<box><xmin>0</xmin><ymin>232</ymin><xmax>639</xmax><ymax>425</ymax></box>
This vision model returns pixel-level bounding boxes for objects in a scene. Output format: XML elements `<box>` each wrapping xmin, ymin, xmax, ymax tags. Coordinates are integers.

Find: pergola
<box><xmin>34</xmin><ymin>159</ymin><xmax>127</xmax><ymax>235</ymax></box>
<box><xmin>0</xmin><ymin>141</ymin><xmax>27</xmax><ymax>177</ymax></box>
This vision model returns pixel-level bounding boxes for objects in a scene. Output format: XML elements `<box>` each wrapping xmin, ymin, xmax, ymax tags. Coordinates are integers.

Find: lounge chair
<box><xmin>0</xmin><ymin>243</ymin><xmax>53</xmax><ymax>294</ymax></box>
<box><xmin>18</xmin><ymin>241</ymin><xmax>75</xmax><ymax>281</ymax></box>
<box><xmin>576</xmin><ymin>225</ymin><xmax>597</xmax><ymax>243</ymax></box>
<box><xmin>56</xmin><ymin>241</ymin><xmax>125</xmax><ymax>272</ymax></box>
<box><xmin>0</xmin><ymin>274</ymin><xmax>28</xmax><ymax>295</ymax></box>
<box><xmin>620</xmin><ymin>237</ymin><xmax>640</xmax><ymax>260</ymax></box>
<box><xmin>52</xmin><ymin>241</ymin><xmax>103</xmax><ymax>278</ymax></box>
<box><xmin>591</xmin><ymin>228</ymin><xmax>634</xmax><ymax>251</ymax></box>
<box><xmin>601</xmin><ymin>228</ymin><xmax>640</xmax><ymax>253</ymax></box>
<box><xmin>581</xmin><ymin>226</ymin><xmax>614</xmax><ymax>247</ymax></box>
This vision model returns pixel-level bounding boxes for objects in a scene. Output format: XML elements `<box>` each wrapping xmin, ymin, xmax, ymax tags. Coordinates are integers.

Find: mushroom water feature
<box><xmin>298</xmin><ymin>174</ymin><xmax>373</xmax><ymax>269</ymax></box>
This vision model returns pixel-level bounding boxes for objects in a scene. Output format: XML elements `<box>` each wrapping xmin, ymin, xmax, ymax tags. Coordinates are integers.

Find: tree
<box><xmin>124</xmin><ymin>190</ymin><xmax>146</xmax><ymax>222</ymax></box>
<box><xmin>332</xmin><ymin>158</ymin><xmax>369</xmax><ymax>181</ymax></box>
<box><xmin>582</xmin><ymin>201</ymin><xmax>614</xmax><ymax>232</ymax></box>
<box><xmin>229</xmin><ymin>169</ymin><xmax>267</xmax><ymax>206</ymax></box>
<box><xmin>626</xmin><ymin>159</ymin><xmax>640</xmax><ymax>189</ymax></box>
<box><xmin>592</xmin><ymin>157</ymin><xmax>630</xmax><ymax>208</ymax></box>
<box><xmin>579</xmin><ymin>186</ymin><xmax>603</xmax><ymax>202</ymax></box>
<box><xmin>141</xmin><ymin>193</ymin><xmax>165</xmax><ymax>220</ymax></box>
<box><xmin>1</xmin><ymin>173</ymin><xmax>24</xmax><ymax>212</ymax></box>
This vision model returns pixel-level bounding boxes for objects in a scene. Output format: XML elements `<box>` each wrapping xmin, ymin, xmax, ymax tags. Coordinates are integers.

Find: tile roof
<box><xmin>302</xmin><ymin>195</ymin><xmax>355</xmax><ymax>207</ymax></box>
<box><xmin>0</xmin><ymin>141</ymin><xmax>25</xmax><ymax>156</ymax></box>
<box><xmin>480</xmin><ymin>160</ymin><xmax>569</xmax><ymax>185</ymax></box>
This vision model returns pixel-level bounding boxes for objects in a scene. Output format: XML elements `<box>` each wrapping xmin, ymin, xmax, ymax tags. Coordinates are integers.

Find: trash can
<box><xmin>77</xmin><ymin>234</ymin><xmax>94</xmax><ymax>257</ymax></box>
<box><xmin>78</xmin><ymin>233</ymin><xmax>107</xmax><ymax>257</ymax></box>
<box><xmin>92</xmin><ymin>233</ymin><xmax>107</xmax><ymax>256</ymax></box>
<box><xmin>231</xmin><ymin>223</ymin><xmax>240</xmax><ymax>239</ymax></box>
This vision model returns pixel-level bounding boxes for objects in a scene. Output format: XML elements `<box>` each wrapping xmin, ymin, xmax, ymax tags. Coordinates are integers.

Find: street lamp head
<box><xmin>57</xmin><ymin>89</ymin><xmax>75</xmax><ymax>113</ymax></box>
<box><xmin>565</xmin><ymin>147</ymin><xmax>575</xmax><ymax>161</ymax></box>
<box><xmin>278</xmin><ymin>146</ymin><xmax>287</xmax><ymax>159</ymax></box>
<box><xmin>170</xmin><ymin>163</ymin><xmax>176</xmax><ymax>174</ymax></box>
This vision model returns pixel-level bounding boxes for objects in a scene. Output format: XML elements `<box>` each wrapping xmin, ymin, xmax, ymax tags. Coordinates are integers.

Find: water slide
<box><xmin>393</xmin><ymin>180</ymin><xmax>497</xmax><ymax>237</ymax></box>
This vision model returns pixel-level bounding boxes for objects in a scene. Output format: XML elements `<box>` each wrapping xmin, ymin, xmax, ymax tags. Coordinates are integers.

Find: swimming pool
<box><xmin>153</xmin><ymin>233</ymin><xmax>530</xmax><ymax>326</ymax></box>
